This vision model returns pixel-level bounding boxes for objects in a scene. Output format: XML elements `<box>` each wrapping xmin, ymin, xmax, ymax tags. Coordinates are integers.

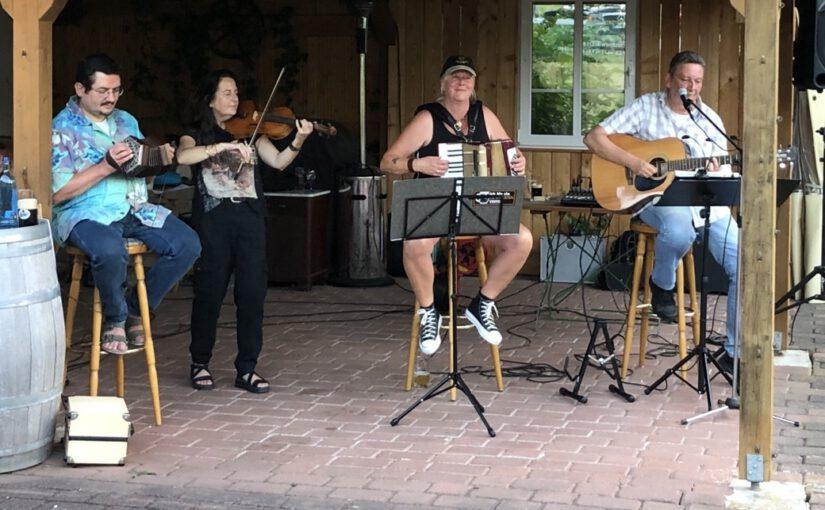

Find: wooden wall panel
<box><xmin>443</xmin><ymin>0</ymin><xmax>462</xmax><ymax>55</ymax></box>
<box><xmin>680</xmin><ymin>0</ymin><xmax>702</xmax><ymax>53</ymax></box>
<box><xmin>424</xmin><ymin>0</ymin><xmax>444</xmax><ymax>98</ymax></box>
<box><xmin>403</xmin><ymin>0</ymin><xmax>426</xmax><ymax>121</ymax></box>
<box><xmin>660</xmin><ymin>0</ymin><xmax>681</xmax><ymax>68</ymax></box>
<box><xmin>461</xmin><ymin>1</ymin><xmax>480</xmax><ymax>64</ymax></box>
<box><xmin>718</xmin><ymin>5</ymin><xmax>744</xmax><ymax>140</ymax></box>
<box><xmin>698</xmin><ymin>0</ymin><xmax>722</xmax><ymax>110</ymax></box>
<box><xmin>305</xmin><ymin>36</ymin><xmax>358</xmax><ymax>132</ymax></box>
<box><xmin>638</xmin><ymin>1</ymin><xmax>661</xmax><ymax>95</ymax></box>
<box><xmin>496</xmin><ymin>1</ymin><xmax>518</xmax><ymax>137</ymax></box>
<box><xmin>476</xmin><ymin>0</ymin><xmax>498</xmax><ymax>114</ymax></box>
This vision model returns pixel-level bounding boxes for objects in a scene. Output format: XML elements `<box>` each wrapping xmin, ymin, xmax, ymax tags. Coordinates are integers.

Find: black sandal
<box><xmin>235</xmin><ymin>372</ymin><xmax>270</xmax><ymax>394</ymax></box>
<box><xmin>190</xmin><ymin>363</ymin><xmax>214</xmax><ymax>390</ymax></box>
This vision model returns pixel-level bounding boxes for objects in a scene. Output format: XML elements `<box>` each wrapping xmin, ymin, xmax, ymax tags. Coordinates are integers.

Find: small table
<box><xmin>264</xmin><ymin>190</ymin><xmax>330</xmax><ymax>290</ymax></box>
<box><xmin>523</xmin><ymin>196</ymin><xmax>612</xmax><ymax>233</ymax></box>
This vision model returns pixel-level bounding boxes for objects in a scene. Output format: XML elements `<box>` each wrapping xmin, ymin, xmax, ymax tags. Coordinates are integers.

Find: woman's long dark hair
<box><xmin>186</xmin><ymin>69</ymin><xmax>238</xmax><ymax>145</ymax></box>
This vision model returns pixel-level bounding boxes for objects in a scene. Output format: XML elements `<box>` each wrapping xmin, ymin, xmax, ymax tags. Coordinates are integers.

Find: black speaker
<box><xmin>794</xmin><ymin>0</ymin><xmax>825</xmax><ymax>90</ymax></box>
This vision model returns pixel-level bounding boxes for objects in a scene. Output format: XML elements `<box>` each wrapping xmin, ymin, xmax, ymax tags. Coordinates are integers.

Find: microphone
<box><xmin>678</xmin><ymin>87</ymin><xmax>692</xmax><ymax>110</ymax></box>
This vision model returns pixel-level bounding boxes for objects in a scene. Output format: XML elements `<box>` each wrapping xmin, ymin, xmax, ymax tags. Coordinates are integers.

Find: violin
<box><xmin>224</xmin><ymin>100</ymin><xmax>337</xmax><ymax>140</ymax></box>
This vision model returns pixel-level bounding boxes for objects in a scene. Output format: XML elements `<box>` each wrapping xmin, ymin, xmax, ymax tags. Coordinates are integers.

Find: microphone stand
<box><xmin>681</xmin><ymin>95</ymin><xmax>742</xmax><ymax>154</ymax></box>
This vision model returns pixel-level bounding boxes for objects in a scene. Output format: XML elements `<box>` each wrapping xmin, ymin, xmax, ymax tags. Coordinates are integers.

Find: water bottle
<box><xmin>0</xmin><ymin>156</ymin><xmax>19</xmax><ymax>229</ymax></box>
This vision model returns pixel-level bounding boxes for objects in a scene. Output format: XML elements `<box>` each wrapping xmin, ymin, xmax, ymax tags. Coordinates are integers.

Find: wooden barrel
<box><xmin>0</xmin><ymin>221</ymin><xmax>65</xmax><ymax>473</ymax></box>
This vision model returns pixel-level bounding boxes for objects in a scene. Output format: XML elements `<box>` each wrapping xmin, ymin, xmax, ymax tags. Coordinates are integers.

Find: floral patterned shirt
<box><xmin>51</xmin><ymin>97</ymin><xmax>170</xmax><ymax>244</ymax></box>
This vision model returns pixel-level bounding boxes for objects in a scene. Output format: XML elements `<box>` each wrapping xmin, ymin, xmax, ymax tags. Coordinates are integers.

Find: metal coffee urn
<box><xmin>330</xmin><ymin>174</ymin><xmax>394</xmax><ymax>286</ymax></box>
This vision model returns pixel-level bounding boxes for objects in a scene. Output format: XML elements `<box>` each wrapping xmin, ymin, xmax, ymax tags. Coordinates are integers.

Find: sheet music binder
<box><xmin>390</xmin><ymin>176</ymin><xmax>524</xmax><ymax>241</ymax></box>
<box><xmin>656</xmin><ymin>177</ymin><xmax>741</xmax><ymax>207</ymax></box>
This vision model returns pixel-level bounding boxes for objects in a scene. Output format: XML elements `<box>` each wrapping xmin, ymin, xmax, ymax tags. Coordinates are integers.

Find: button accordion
<box><xmin>108</xmin><ymin>136</ymin><xmax>176</xmax><ymax>178</ymax></box>
<box><xmin>438</xmin><ymin>139</ymin><xmax>518</xmax><ymax>178</ymax></box>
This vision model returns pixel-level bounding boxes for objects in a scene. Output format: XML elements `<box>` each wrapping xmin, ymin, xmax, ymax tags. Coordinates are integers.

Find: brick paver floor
<box><xmin>773</xmin><ymin>302</ymin><xmax>825</xmax><ymax>509</ymax></box>
<box><xmin>0</xmin><ymin>277</ymin><xmax>815</xmax><ymax>509</ymax></box>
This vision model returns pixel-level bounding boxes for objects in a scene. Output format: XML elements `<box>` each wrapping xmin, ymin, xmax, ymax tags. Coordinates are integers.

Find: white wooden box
<box><xmin>64</xmin><ymin>396</ymin><xmax>131</xmax><ymax>466</ymax></box>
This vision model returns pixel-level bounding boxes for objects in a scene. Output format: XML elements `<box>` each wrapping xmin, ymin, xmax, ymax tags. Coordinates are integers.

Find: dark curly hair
<box><xmin>75</xmin><ymin>53</ymin><xmax>121</xmax><ymax>91</ymax></box>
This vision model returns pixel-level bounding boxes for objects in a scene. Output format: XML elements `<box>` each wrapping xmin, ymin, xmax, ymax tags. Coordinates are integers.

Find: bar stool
<box><xmin>64</xmin><ymin>239</ymin><xmax>162</xmax><ymax>425</ymax></box>
<box><xmin>621</xmin><ymin>220</ymin><xmax>700</xmax><ymax>378</ymax></box>
<box><xmin>405</xmin><ymin>237</ymin><xmax>505</xmax><ymax>397</ymax></box>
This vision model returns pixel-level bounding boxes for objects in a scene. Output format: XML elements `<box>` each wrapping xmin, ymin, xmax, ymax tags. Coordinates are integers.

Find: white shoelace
<box><xmin>479</xmin><ymin>300</ymin><xmax>499</xmax><ymax>331</ymax></box>
<box><xmin>419</xmin><ymin>308</ymin><xmax>439</xmax><ymax>341</ymax></box>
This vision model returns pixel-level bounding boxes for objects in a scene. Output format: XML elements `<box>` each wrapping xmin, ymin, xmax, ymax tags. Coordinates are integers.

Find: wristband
<box><xmin>105</xmin><ymin>151</ymin><xmax>121</xmax><ymax>171</ymax></box>
<box><xmin>407</xmin><ymin>158</ymin><xmax>416</xmax><ymax>172</ymax></box>
<box><xmin>287</xmin><ymin>142</ymin><xmax>300</xmax><ymax>152</ymax></box>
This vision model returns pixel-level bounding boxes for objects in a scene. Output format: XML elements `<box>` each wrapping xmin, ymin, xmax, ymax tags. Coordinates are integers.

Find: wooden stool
<box><xmin>405</xmin><ymin>237</ymin><xmax>505</xmax><ymax>397</ymax></box>
<box><xmin>64</xmin><ymin>239</ymin><xmax>162</xmax><ymax>426</ymax></box>
<box><xmin>621</xmin><ymin>221</ymin><xmax>700</xmax><ymax>379</ymax></box>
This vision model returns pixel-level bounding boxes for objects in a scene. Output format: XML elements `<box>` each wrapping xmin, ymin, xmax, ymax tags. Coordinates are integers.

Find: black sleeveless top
<box><xmin>414</xmin><ymin>101</ymin><xmax>490</xmax><ymax>166</ymax></box>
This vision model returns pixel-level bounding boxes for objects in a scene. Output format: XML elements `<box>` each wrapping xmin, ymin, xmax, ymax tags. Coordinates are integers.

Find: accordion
<box><xmin>108</xmin><ymin>136</ymin><xmax>176</xmax><ymax>178</ymax></box>
<box><xmin>438</xmin><ymin>139</ymin><xmax>518</xmax><ymax>178</ymax></box>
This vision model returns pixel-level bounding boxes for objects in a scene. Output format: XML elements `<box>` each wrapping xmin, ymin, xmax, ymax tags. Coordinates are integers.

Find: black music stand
<box><xmin>681</xmin><ymin>176</ymin><xmax>801</xmax><ymax>427</ymax></box>
<box><xmin>388</xmin><ymin>176</ymin><xmax>523</xmax><ymax>437</ymax></box>
<box><xmin>643</xmin><ymin>177</ymin><xmax>740</xmax><ymax>411</ymax></box>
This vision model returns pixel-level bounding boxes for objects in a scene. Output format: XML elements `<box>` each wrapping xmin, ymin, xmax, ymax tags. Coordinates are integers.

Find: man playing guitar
<box><xmin>584</xmin><ymin>50</ymin><xmax>739</xmax><ymax>375</ymax></box>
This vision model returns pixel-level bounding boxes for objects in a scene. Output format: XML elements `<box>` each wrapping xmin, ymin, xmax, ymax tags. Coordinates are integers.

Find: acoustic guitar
<box><xmin>591</xmin><ymin>134</ymin><xmax>739</xmax><ymax>213</ymax></box>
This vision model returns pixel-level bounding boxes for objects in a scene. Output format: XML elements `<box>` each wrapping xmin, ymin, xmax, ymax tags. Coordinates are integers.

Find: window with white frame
<box><xmin>518</xmin><ymin>0</ymin><xmax>637</xmax><ymax>148</ymax></box>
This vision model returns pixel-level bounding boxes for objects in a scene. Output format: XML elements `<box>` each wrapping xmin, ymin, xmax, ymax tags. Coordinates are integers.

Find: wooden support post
<box><xmin>775</xmin><ymin>0</ymin><xmax>795</xmax><ymax>351</ymax></box>
<box><xmin>739</xmin><ymin>0</ymin><xmax>780</xmax><ymax>481</ymax></box>
<box><xmin>0</xmin><ymin>0</ymin><xmax>67</xmax><ymax>219</ymax></box>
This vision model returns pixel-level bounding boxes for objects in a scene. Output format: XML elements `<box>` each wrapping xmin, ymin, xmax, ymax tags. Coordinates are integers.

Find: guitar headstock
<box><xmin>777</xmin><ymin>146</ymin><xmax>798</xmax><ymax>168</ymax></box>
<box><xmin>730</xmin><ymin>151</ymin><xmax>742</xmax><ymax>168</ymax></box>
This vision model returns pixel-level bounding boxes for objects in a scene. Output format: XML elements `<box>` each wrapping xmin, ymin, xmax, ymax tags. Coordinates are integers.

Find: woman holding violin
<box><xmin>177</xmin><ymin>69</ymin><xmax>313</xmax><ymax>393</ymax></box>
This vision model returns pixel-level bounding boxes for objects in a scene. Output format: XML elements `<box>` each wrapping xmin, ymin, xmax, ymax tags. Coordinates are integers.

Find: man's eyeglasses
<box><xmin>90</xmin><ymin>86</ymin><xmax>125</xmax><ymax>98</ymax></box>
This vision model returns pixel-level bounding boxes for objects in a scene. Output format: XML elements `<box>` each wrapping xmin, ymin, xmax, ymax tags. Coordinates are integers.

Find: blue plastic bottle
<box><xmin>0</xmin><ymin>156</ymin><xmax>19</xmax><ymax>228</ymax></box>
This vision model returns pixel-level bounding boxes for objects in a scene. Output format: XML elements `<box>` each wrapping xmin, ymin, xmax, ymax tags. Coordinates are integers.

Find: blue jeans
<box><xmin>68</xmin><ymin>213</ymin><xmax>201</xmax><ymax>324</ymax></box>
<box><xmin>637</xmin><ymin>206</ymin><xmax>739</xmax><ymax>355</ymax></box>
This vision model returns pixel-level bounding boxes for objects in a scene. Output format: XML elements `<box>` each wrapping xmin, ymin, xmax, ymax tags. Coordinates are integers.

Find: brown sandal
<box><xmin>101</xmin><ymin>326</ymin><xmax>129</xmax><ymax>355</ymax></box>
<box><xmin>126</xmin><ymin>315</ymin><xmax>145</xmax><ymax>347</ymax></box>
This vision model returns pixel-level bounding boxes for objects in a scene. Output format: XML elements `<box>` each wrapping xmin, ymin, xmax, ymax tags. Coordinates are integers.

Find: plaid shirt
<box><xmin>600</xmin><ymin>90</ymin><xmax>732</xmax><ymax>226</ymax></box>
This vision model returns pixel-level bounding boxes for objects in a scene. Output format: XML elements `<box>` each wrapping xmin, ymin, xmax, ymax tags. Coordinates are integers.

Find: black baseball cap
<box><xmin>440</xmin><ymin>55</ymin><xmax>476</xmax><ymax>78</ymax></box>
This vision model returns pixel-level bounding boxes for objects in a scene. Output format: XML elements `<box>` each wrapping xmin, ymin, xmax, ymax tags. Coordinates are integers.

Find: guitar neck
<box><xmin>664</xmin><ymin>154</ymin><xmax>733</xmax><ymax>171</ymax></box>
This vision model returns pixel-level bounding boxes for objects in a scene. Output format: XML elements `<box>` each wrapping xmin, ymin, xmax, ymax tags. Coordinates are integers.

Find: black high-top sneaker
<box><xmin>464</xmin><ymin>294</ymin><xmax>502</xmax><ymax>346</ymax></box>
<box><xmin>417</xmin><ymin>305</ymin><xmax>443</xmax><ymax>355</ymax></box>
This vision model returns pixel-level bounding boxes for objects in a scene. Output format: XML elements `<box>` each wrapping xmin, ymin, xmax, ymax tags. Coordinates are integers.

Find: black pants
<box><xmin>190</xmin><ymin>201</ymin><xmax>268</xmax><ymax>375</ymax></box>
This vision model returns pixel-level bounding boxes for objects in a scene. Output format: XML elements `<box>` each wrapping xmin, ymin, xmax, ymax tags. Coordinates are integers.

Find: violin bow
<box><xmin>247</xmin><ymin>67</ymin><xmax>286</xmax><ymax>146</ymax></box>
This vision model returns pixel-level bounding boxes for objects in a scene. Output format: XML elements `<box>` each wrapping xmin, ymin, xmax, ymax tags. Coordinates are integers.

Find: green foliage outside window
<box><xmin>530</xmin><ymin>2</ymin><xmax>628</xmax><ymax>137</ymax></box>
